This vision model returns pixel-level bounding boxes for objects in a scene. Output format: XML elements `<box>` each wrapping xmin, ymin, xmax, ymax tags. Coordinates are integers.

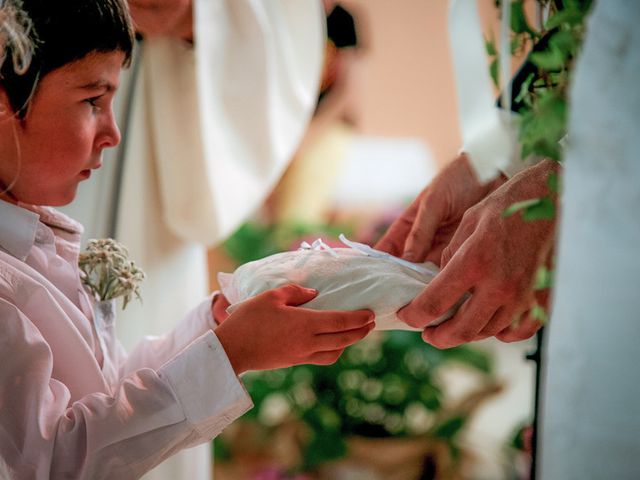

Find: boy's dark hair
<box><xmin>0</xmin><ymin>0</ymin><xmax>135</xmax><ymax>117</ymax></box>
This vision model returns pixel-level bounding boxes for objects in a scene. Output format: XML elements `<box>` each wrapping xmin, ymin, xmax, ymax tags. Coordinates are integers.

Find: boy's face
<box><xmin>0</xmin><ymin>51</ymin><xmax>124</xmax><ymax>206</ymax></box>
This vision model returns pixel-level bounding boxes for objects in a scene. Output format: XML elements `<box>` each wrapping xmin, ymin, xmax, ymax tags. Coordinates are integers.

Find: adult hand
<box><xmin>128</xmin><ymin>0</ymin><xmax>193</xmax><ymax>42</ymax></box>
<box><xmin>376</xmin><ymin>153</ymin><xmax>505</xmax><ymax>265</ymax></box>
<box><xmin>399</xmin><ymin>159</ymin><xmax>559</xmax><ymax>348</ymax></box>
<box><xmin>494</xmin><ymin>267</ymin><xmax>550</xmax><ymax>342</ymax></box>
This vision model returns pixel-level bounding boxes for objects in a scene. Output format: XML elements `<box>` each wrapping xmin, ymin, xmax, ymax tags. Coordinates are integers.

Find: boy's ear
<box><xmin>0</xmin><ymin>88</ymin><xmax>14</xmax><ymax>119</ymax></box>
<box><xmin>0</xmin><ymin>87</ymin><xmax>13</xmax><ymax>119</ymax></box>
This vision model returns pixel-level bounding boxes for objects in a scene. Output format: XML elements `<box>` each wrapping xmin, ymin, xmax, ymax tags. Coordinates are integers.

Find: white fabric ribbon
<box><xmin>299</xmin><ymin>238</ymin><xmax>339</xmax><ymax>258</ymax></box>
<box><xmin>448</xmin><ymin>0</ymin><xmax>517</xmax><ymax>182</ymax></box>
<box><xmin>338</xmin><ymin>234</ymin><xmax>439</xmax><ymax>276</ymax></box>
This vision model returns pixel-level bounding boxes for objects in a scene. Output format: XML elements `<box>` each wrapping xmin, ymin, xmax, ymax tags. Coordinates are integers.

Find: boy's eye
<box><xmin>84</xmin><ymin>96</ymin><xmax>102</xmax><ymax>108</ymax></box>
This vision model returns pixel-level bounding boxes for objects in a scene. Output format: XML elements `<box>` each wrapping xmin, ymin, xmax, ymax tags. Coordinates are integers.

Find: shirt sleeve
<box><xmin>119</xmin><ymin>293</ymin><xmax>219</xmax><ymax>375</ymax></box>
<box><xmin>0</xmin><ymin>297</ymin><xmax>252</xmax><ymax>480</ymax></box>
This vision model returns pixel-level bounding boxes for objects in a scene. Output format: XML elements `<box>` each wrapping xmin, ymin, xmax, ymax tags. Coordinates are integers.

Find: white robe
<box><xmin>540</xmin><ymin>1</ymin><xmax>640</xmax><ymax>477</ymax></box>
<box><xmin>63</xmin><ymin>1</ymin><xmax>324</xmax><ymax>478</ymax></box>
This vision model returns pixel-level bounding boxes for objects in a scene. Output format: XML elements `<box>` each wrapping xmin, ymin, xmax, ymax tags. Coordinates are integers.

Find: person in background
<box><xmin>267</xmin><ymin>0</ymin><xmax>367</xmax><ymax>225</ymax></box>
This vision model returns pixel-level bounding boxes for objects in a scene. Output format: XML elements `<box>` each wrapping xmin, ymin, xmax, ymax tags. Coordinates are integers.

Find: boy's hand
<box><xmin>215</xmin><ymin>284</ymin><xmax>375</xmax><ymax>375</ymax></box>
<box><xmin>211</xmin><ymin>294</ymin><xmax>231</xmax><ymax>325</ymax></box>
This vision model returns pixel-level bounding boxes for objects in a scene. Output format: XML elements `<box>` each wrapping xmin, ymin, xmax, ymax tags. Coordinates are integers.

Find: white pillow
<box><xmin>218</xmin><ymin>239</ymin><xmax>457</xmax><ymax>330</ymax></box>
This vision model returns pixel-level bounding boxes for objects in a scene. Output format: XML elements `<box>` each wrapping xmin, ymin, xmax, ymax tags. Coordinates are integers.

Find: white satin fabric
<box><xmin>448</xmin><ymin>0</ymin><xmax>516</xmax><ymax>182</ymax></box>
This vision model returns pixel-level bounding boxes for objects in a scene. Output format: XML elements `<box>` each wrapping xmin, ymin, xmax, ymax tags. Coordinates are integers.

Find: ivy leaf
<box><xmin>531</xmin><ymin>303</ymin><xmax>549</xmax><ymax>323</ymax></box>
<box><xmin>503</xmin><ymin>197</ymin><xmax>555</xmax><ymax>221</ymax></box>
<box><xmin>490</xmin><ymin>58</ymin><xmax>500</xmax><ymax>89</ymax></box>
<box><xmin>502</xmin><ymin>198</ymin><xmax>542</xmax><ymax>218</ymax></box>
<box><xmin>530</xmin><ymin>47</ymin><xmax>566</xmax><ymax>71</ymax></box>
<box><xmin>510</xmin><ymin>35</ymin><xmax>522</xmax><ymax>55</ymax></box>
<box><xmin>510</xmin><ymin>1</ymin><xmax>535</xmax><ymax>37</ymax></box>
<box><xmin>485</xmin><ymin>37</ymin><xmax>497</xmax><ymax>56</ymax></box>
<box><xmin>545</xmin><ymin>5</ymin><xmax>589</xmax><ymax>30</ymax></box>
<box><xmin>522</xmin><ymin>196</ymin><xmax>555</xmax><ymax>221</ymax></box>
<box><xmin>519</xmin><ymin>92</ymin><xmax>567</xmax><ymax>161</ymax></box>
<box><xmin>534</xmin><ymin>265</ymin><xmax>554</xmax><ymax>290</ymax></box>
<box><xmin>514</xmin><ymin>72</ymin><xmax>535</xmax><ymax>106</ymax></box>
<box><xmin>550</xmin><ymin>30</ymin><xmax>577</xmax><ymax>57</ymax></box>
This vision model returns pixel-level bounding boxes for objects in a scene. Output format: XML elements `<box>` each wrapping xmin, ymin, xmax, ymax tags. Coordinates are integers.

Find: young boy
<box><xmin>0</xmin><ymin>1</ymin><xmax>374</xmax><ymax>478</ymax></box>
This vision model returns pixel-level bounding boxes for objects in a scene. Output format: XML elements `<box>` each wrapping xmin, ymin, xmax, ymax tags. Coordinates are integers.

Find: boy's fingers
<box><xmin>314</xmin><ymin>323</ymin><xmax>374</xmax><ymax>350</ymax></box>
<box><xmin>308</xmin><ymin>349</ymin><xmax>344</xmax><ymax>366</ymax></box>
<box><xmin>310</xmin><ymin>309</ymin><xmax>375</xmax><ymax>334</ymax></box>
<box><xmin>212</xmin><ymin>293</ymin><xmax>231</xmax><ymax>324</ymax></box>
<box><xmin>274</xmin><ymin>284</ymin><xmax>318</xmax><ymax>306</ymax></box>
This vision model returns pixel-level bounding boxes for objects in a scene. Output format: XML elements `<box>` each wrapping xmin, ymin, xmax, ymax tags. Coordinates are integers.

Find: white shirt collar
<box><xmin>0</xmin><ymin>199</ymin><xmax>40</xmax><ymax>261</ymax></box>
<box><xmin>0</xmin><ymin>199</ymin><xmax>83</xmax><ymax>261</ymax></box>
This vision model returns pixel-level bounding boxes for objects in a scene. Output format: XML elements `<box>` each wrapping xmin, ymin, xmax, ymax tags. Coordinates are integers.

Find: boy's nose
<box><xmin>96</xmin><ymin>112</ymin><xmax>121</xmax><ymax>150</ymax></box>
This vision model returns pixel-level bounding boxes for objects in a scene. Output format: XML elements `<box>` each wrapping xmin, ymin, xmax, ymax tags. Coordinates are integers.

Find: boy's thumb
<box><xmin>278</xmin><ymin>284</ymin><xmax>318</xmax><ymax>307</ymax></box>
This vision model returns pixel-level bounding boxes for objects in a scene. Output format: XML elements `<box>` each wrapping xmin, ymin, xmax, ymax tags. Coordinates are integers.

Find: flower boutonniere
<box><xmin>79</xmin><ymin>238</ymin><xmax>145</xmax><ymax>310</ymax></box>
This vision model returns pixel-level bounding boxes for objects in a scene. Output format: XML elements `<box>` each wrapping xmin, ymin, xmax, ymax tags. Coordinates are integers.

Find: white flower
<box><xmin>79</xmin><ymin>238</ymin><xmax>145</xmax><ymax>310</ymax></box>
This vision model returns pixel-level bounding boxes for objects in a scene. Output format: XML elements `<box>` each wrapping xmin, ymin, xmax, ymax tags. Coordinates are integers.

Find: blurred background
<box><xmin>208</xmin><ymin>1</ymin><xmax>536</xmax><ymax>479</ymax></box>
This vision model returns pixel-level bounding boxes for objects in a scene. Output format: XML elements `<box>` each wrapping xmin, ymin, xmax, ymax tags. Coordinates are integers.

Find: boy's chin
<box><xmin>28</xmin><ymin>187</ymin><xmax>79</xmax><ymax>207</ymax></box>
<box><xmin>51</xmin><ymin>189</ymin><xmax>80</xmax><ymax>207</ymax></box>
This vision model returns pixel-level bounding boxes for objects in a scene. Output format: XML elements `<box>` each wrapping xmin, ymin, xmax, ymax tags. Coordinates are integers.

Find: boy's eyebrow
<box><xmin>76</xmin><ymin>80</ymin><xmax>117</xmax><ymax>92</ymax></box>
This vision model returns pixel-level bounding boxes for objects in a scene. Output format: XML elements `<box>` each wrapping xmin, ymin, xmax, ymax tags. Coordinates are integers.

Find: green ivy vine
<box><xmin>487</xmin><ymin>0</ymin><xmax>593</xmax><ymax>320</ymax></box>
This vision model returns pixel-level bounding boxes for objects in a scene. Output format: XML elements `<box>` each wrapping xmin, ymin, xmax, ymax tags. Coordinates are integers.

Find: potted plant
<box><xmin>215</xmin><ymin>328</ymin><xmax>500</xmax><ymax>480</ymax></box>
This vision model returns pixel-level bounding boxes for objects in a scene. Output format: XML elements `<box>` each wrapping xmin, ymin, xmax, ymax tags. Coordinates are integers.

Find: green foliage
<box><xmin>234</xmin><ymin>330</ymin><xmax>495</xmax><ymax>469</ymax></box>
<box><xmin>509</xmin><ymin>1</ymin><xmax>536</xmax><ymax>37</ymax></box>
<box><xmin>531</xmin><ymin>303</ymin><xmax>549</xmax><ymax>323</ymax></box>
<box><xmin>501</xmin><ymin>195</ymin><xmax>555</xmax><ymax>221</ymax></box>
<box><xmin>534</xmin><ymin>265</ymin><xmax>554</xmax><ymax>290</ymax></box>
<box><xmin>431</xmin><ymin>415</ymin><xmax>467</xmax><ymax>440</ymax></box>
<box><xmin>486</xmin><ymin>0</ymin><xmax>593</xmax><ymax>165</ymax></box>
<box><xmin>519</xmin><ymin>90</ymin><xmax>567</xmax><ymax>161</ymax></box>
<box><xmin>489</xmin><ymin>2</ymin><xmax>590</xmax><ymax>320</ymax></box>
<box><xmin>547</xmin><ymin>171</ymin><xmax>560</xmax><ymax>194</ymax></box>
<box><xmin>224</xmin><ymin>221</ymin><xmax>351</xmax><ymax>266</ymax></box>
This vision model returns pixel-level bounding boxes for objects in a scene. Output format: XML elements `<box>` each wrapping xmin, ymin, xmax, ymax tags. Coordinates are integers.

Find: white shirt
<box><xmin>0</xmin><ymin>200</ymin><xmax>252</xmax><ymax>479</ymax></box>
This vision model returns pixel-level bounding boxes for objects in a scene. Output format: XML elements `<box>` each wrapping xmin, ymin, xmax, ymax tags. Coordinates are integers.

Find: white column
<box><xmin>540</xmin><ymin>1</ymin><xmax>640</xmax><ymax>478</ymax></box>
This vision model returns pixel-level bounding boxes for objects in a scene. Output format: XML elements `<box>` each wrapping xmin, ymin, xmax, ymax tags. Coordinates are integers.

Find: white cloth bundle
<box><xmin>219</xmin><ymin>237</ymin><xmax>457</xmax><ymax>330</ymax></box>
